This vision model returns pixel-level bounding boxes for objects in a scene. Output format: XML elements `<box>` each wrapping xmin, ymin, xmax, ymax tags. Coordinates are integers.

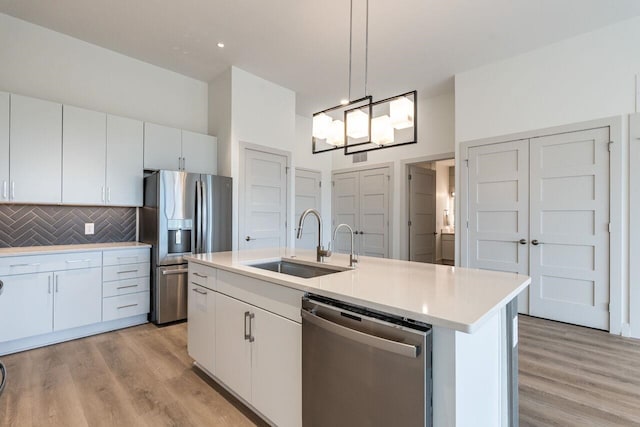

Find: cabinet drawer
<box><xmin>103</xmin><ymin>291</ymin><xmax>150</xmax><ymax>321</ymax></box>
<box><xmin>189</xmin><ymin>262</ymin><xmax>216</xmax><ymax>290</ymax></box>
<box><xmin>217</xmin><ymin>270</ymin><xmax>304</xmax><ymax>323</ymax></box>
<box><xmin>103</xmin><ymin>262</ymin><xmax>150</xmax><ymax>282</ymax></box>
<box><xmin>103</xmin><ymin>248</ymin><xmax>150</xmax><ymax>266</ymax></box>
<box><xmin>103</xmin><ymin>277</ymin><xmax>150</xmax><ymax>298</ymax></box>
<box><xmin>0</xmin><ymin>251</ymin><xmax>102</xmax><ymax>276</ymax></box>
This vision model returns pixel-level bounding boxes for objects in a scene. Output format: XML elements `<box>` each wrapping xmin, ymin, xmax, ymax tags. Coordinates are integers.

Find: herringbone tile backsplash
<box><xmin>0</xmin><ymin>205</ymin><xmax>136</xmax><ymax>247</ymax></box>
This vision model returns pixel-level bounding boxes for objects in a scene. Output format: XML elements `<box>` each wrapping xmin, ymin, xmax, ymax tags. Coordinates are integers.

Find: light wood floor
<box><xmin>1</xmin><ymin>316</ymin><xmax>640</xmax><ymax>426</ymax></box>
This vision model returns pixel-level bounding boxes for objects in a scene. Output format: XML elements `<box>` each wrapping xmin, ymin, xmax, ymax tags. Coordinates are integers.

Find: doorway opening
<box><xmin>407</xmin><ymin>158</ymin><xmax>455</xmax><ymax>265</ymax></box>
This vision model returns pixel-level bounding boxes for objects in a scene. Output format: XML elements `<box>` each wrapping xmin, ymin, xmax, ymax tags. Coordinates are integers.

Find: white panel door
<box><xmin>187</xmin><ymin>283</ymin><xmax>216</xmax><ymax>374</ymax></box>
<box><xmin>241</xmin><ymin>148</ymin><xmax>288</xmax><ymax>249</ymax></box>
<box><xmin>143</xmin><ymin>122</ymin><xmax>182</xmax><ymax>171</ymax></box>
<box><xmin>468</xmin><ymin>140</ymin><xmax>530</xmax><ymax>313</ymax></box>
<box><xmin>409</xmin><ymin>166</ymin><xmax>436</xmax><ymax>263</ymax></box>
<box><xmin>10</xmin><ymin>94</ymin><xmax>62</xmax><ymax>204</ymax></box>
<box><xmin>295</xmin><ymin>169</ymin><xmax>322</xmax><ymax>250</ymax></box>
<box><xmin>332</xmin><ymin>171</ymin><xmax>360</xmax><ymax>254</ymax></box>
<box><xmin>0</xmin><ymin>92</ymin><xmax>9</xmax><ymax>202</ymax></box>
<box><xmin>106</xmin><ymin>115</ymin><xmax>144</xmax><ymax>206</ymax></box>
<box><xmin>251</xmin><ymin>306</ymin><xmax>301</xmax><ymax>427</ymax></box>
<box><xmin>0</xmin><ymin>272</ymin><xmax>53</xmax><ymax>342</ymax></box>
<box><xmin>181</xmin><ymin>130</ymin><xmax>217</xmax><ymax>175</ymax></box>
<box><xmin>359</xmin><ymin>167</ymin><xmax>390</xmax><ymax>258</ymax></box>
<box><xmin>62</xmin><ymin>105</ymin><xmax>107</xmax><ymax>205</ymax></box>
<box><xmin>53</xmin><ymin>268</ymin><xmax>102</xmax><ymax>331</ymax></box>
<box><xmin>529</xmin><ymin>128</ymin><xmax>610</xmax><ymax>330</ymax></box>
<box><xmin>214</xmin><ymin>292</ymin><xmax>252</xmax><ymax>403</ymax></box>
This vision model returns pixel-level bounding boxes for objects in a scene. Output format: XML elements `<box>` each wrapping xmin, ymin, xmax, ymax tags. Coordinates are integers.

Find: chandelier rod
<box><xmin>364</xmin><ymin>0</ymin><xmax>369</xmax><ymax>97</ymax></box>
<box><xmin>348</xmin><ymin>0</ymin><xmax>353</xmax><ymax>101</ymax></box>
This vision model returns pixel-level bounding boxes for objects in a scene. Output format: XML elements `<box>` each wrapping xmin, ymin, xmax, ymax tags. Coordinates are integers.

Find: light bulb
<box><xmin>371</xmin><ymin>115</ymin><xmax>394</xmax><ymax>145</ymax></box>
<box><xmin>312</xmin><ymin>113</ymin><xmax>332</xmax><ymax>139</ymax></box>
<box><xmin>346</xmin><ymin>109</ymin><xmax>369</xmax><ymax>139</ymax></box>
<box><xmin>390</xmin><ymin>96</ymin><xmax>414</xmax><ymax>129</ymax></box>
<box><xmin>326</xmin><ymin>120</ymin><xmax>345</xmax><ymax>146</ymax></box>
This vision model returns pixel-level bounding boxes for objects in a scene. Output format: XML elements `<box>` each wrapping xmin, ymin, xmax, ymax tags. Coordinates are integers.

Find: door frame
<box><xmin>238</xmin><ymin>141</ymin><xmax>292</xmax><ymax>250</ymax></box>
<box><xmin>331</xmin><ymin>162</ymin><xmax>394</xmax><ymax>258</ymax></box>
<box><xmin>399</xmin><ymin>153</ymin><xmax>455</xmax><ymax>261</ymax></box>
<box><xmin>459</xmin><ymin>116</ymin><xmax>623</xmax><ymax>334</ymax></box>
<box><xmin>294</xmin><ymin>167</ymin><xmax>322</xmax><ymax>250</ymax></box>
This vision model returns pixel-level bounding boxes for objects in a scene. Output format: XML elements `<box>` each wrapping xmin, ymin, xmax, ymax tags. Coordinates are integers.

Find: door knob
<box><xmin>0</xmin><ymin>279</ymin><xmax>3</xmax><ymax>296</ymax></box>
<box><xmin>433</xmin><ymin>232</ymin><xmax>438</xmax><ymax>236</ymax></box>
<box><xmin>531</xmin><ymin>240</ymin><xmax>541</xmax><ymax>246</ymax></box>
<box><xmin>519</xmin><ymin>239</ymin><xmax>527</xmax><ymax>245</ymax></box>
<box><xmin>245</xmin><ymin>236</ymin><xmax>256</xmax><ymax>242</ymax></box>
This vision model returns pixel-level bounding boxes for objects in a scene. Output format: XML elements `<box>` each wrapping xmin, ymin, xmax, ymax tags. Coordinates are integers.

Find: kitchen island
<box><xmin>186</xmin><ymin>248</ymin><xmax>530</xmax><ymax>427</ymax></box>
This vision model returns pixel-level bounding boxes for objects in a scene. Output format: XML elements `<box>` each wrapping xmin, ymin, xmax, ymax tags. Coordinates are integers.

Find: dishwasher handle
<box><xmin>301</xmin><ymin>309</ymin><xmax>419</xmax><ymax>358</ymax></box>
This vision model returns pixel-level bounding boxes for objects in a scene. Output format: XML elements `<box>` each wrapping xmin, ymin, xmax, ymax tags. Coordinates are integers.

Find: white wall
<box><xmin>209</xmin><ymin>67</ymin><xmax>332</xmax><ymax>249</ymax></box>
<box><xmin>0</xmin><ymin>13</ymin><xmax>208</xmax><ymax>133</ymax></box>
<box><xmin>454</xmin><ymin>16</ymin><xmax>640</xmax><ymax>337</ymax></box>
<box><xmin>330</xmin><ymin>91</ymin><xmax>456</xmax><ymax>259</ymax></box>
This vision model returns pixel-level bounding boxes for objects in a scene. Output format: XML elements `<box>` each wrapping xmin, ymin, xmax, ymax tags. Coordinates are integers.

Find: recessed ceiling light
<box><xmin>217</xmin><ymin>42</ymin><xmax>225</xmax><ymax>48</ymax></box>
<box><xmin>340</xmin><ymin>99</ymin><xmax>349</xmax><ymax>105</ymax></box>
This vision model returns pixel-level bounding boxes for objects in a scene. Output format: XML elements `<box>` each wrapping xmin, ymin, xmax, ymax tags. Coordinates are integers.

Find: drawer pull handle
<box><xmin>117</xmin><ymin>256</ymin><xmax>138</xmax><ymax>261</ymax></box>
<box><xmin>10</xmin><ymin>263</ymin><xmax>40</xmax><ymax>268</ymax></box>
<box><xmin>192</xmin><ymin>288</ymin><xmax>207</xmax><ymax>295</ymax></box>
<box><xmin>117</xmin><ymin>284</ymin><xmax>139</xmax><ymax>290</ymax></box>
<box><xmin>117</xmin><ymin>269</ymin><xmax>138</xmax><ymax>274</ymax></box>
<box><xmin>117</xmin><ymin>303</ymin><xmax>138</xmax><ymax>310</ymax></box>
<box><xmin>66</xmin><ymin>259</ymin><xmax>92</xmax><ymax>264</ymax></box>
<box><xmin>193</xmin><ymin>272</ymin><xmax>208</xmax><ymax>278</ymax></box>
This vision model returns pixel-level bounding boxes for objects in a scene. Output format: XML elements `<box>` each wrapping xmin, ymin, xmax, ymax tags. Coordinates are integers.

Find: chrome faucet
<box><xmin>333</xmin><ymin>224</ymin><xmax>358</xmax><ymax>268</ymax></box>
<box><xmin>297</xmin><ymin>208</ymin><xmax>332</xmax><ymax>262</ymax></box>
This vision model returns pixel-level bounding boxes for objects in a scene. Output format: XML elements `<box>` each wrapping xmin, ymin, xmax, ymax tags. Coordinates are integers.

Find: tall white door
<box><xmin>467</xmin><ymin>140</ymin><xmax>530</xmax><ymax>313</ymax></box>
<box><xmin>62</xmin><ymin>105</ymin><xmax>107</xmax><ymax>205</ymax></box>
<box><xmin>359</xmin><ymin>168</ymin><xmax>390</xmax><ymax>258</ymax></box>
<box><xmin>295</xmin><ymin>169</ymin><xmax>322</xmax><ymax>250</ymax></box>
<box><xmin>332</xmin><ymin>171</ymin><xmax>360</xmax><ymax>254</ymax></box>
<box><xmin>241</xmin><ymin>148</ymin><xmax>288</xmax><ymax>249</ymax></box>
<box><xmin>10</xmin><ymin>94</ymin><xmax>62</xmax><ymax>204</ymax></box>
<box><xmin>409</xmin><ymin>166</ymin><xmax>436</xmax><ymax>263</ymax></box>
<box><xmin>529</xmin><ymin>128</ymin><xmax>610</xmax><ymax>330</ymax></box>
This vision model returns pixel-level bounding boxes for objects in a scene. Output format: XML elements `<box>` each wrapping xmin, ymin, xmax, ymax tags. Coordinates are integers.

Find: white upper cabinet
<box><xmin>106</xmin><ymin>115</ymin><xmax>144</xmax><ymax>206</ymax></box>
<box><xmin>144</xmin><ymin>122</ymin><xmax>217</xmax><ymax>174</ymax></box>
<box><xmin>62</xmin><ymin>105</ymin><xmax>107</xmax><ymax>205</ymax></box>
<box><xmin>181</xmin><ymin>130</ymin><xmax>217</xmax><ymax>175</ymax></box>
<box><xmin>0</xmin><ymin>92</ymin><xmax>9</xmax><ymax>202</ymax></box>
<box><xmin>10</xmin><ymin>94</ymin><xmax>62</xmax><ymax>204</ymax></box>
<box><xmin>143</xmin><ymin>122</ymin><xmax>182</xmax><ymax>171</ymax></box>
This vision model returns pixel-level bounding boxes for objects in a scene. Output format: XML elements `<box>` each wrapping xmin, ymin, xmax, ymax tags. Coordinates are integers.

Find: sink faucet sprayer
<box><xmin>333</xmin><ymin>224</ymin><xmax>358</xmax><ymax>268</ymax></box>
<box><xmin>296</xmin><ymin>208</ymin><xmax>331</xmax><ymax>262</ymax></box>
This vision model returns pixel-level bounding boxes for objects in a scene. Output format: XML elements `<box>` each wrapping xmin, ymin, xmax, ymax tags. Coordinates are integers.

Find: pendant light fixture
<box><xmin>312</xmin><ymin>0</ymin><xmax>417</xmax><ymax>155</ymax></box>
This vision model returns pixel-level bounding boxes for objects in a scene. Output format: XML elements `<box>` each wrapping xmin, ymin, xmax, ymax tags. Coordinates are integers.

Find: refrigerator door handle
<box><xmin>202</xmin><ymin>179</ymin><xmax>208</xmax><ymax>254</ymax></box>
<box><xmin>195</xmin><ymin>179</ymin><xmax>202</xmax><ymax>253</ymax></box>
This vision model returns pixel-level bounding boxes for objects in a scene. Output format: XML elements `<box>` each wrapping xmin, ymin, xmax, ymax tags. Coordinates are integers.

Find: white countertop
<box><xmin>187</xmin><ymin>248</ymin><xmax>530</xmax><ymax>333</ymax></box>
<box><xmin>0</xmin><ymin>242</ymin><xmax>151</xmax><ymax>257</ymax></box>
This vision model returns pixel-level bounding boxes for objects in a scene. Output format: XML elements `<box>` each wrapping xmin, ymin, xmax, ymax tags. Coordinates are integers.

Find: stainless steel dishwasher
<box><xmin>302</xmin><ymin>295</ymin><xmax>432</xmax><ymax>427</ymax></box>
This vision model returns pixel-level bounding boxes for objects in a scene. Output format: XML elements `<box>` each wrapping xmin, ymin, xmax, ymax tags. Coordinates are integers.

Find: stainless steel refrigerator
<box><xmin>140</xmin><ymin>170</ymin><xmax>232</xmax><ymax>324</ymax></box>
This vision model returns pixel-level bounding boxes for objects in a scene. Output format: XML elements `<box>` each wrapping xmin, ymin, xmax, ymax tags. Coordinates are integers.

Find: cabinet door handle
<box><xmin>10</xmin><ymin>181</ymin><xmax>15</xmax><ymax>200</ymax></box>
<box><xmin>244</xmin><ymin>311</ymin><xmax>255</xmax><ymax>341</ymax></box>
<box><xmin>248</xmin><ymin>312</ymin><xmax>255</xmax><ymax>343</ymax></box>
<box><xmin>192</xmin><ymin>287</ymin><xmax>207</xmax><ymax>295</ymax></box>
<box><xmin>107</xmin><ymin>187</ymin><xmax>111</xmax><ymax>203</ymax></box>
<box><xmin>117</xmin><ymin>284</ymin><xmax>139</xmax><ymax>290</ymax></box>
<box><xmin>101</xmin><ymin>186</ymin><xmax>105</xmax><ymax>202</ymax></box>
<box><xmin>48</xmin><ymin>276</ymin><xmax>51</xmax><ymax>294</ymax></box>
<box><xmin>193</xmin><ymin>272</ymin><xmax>208</xmax><ymax>278</ymax></box>
<box><xmin>117</xmin><ymin>303</ymin><xmax>138</xmax><ymax>310</ymax></box>
<box><xmin>55</xmin><ymin>275</ymin><xmax>59</xmax><ymax>293</ymax></box>
<box><xmin>2</xmin><ymin>181</ymin><xmax>6</xmax><ymax>200</ymax></box>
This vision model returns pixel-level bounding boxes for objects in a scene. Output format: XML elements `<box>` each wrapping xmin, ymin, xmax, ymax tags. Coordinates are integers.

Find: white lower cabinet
<box><xmin>0</xmin><ymin>272</ymin><xmax>53</xmax><ymax>342</ymax></box>
<box><xmin>251</xmin><ymin>304</ymin><xmax>302</xmax><ymax>427</ymax></box>
<box><xmin>215</xmin><ymin>292</ymin><xmax>253</xmax><ymax>403</ymax></box>
<box><xmin>188</xmin><ymin>282</ymin><xmax>216</xmax><ymax>374</ymax></box>
<box><xmin>53</xmin><ymin>267</ymin><xmax>102</xmax><ymax>331</ymax></box>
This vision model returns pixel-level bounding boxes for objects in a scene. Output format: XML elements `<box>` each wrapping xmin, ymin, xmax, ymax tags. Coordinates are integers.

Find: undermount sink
<box><xmin>247</xmin><ymin>258</ymin><xmax>349</xmax><ymax>279</ymax></box>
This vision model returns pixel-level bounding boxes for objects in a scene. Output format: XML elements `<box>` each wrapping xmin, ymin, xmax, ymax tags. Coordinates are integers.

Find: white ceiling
<box><xmin>2</xmin><ymin>0</ymin><xmax>640</xmax><ymax>115</ymax></box>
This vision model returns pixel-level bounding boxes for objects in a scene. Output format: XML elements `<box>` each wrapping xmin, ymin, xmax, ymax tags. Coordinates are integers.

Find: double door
<box><xmin>465</xmin><ymin>127</ymin><xmax>610</xmax><ymax>330</ymax></box>
<box><xmin>332</xmin><ymin>167</ymin><xmax>390</xmax><ymax>258</ymax></box>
